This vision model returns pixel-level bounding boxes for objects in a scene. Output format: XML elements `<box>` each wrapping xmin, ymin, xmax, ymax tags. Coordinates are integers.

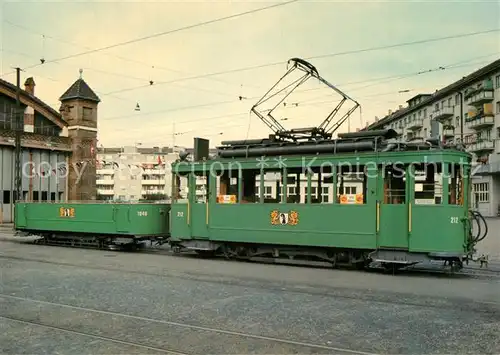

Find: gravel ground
<box><xmin>0</xmin><ymin>239</ymin><xmax>499</xmax><ymax>354</ymax></box>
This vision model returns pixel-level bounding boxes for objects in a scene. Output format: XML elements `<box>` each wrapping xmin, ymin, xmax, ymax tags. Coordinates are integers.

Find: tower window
<box><xmin>83</xmin><ymin>107</ymin><xmax>93</xmax><ymax>120</ymax></box>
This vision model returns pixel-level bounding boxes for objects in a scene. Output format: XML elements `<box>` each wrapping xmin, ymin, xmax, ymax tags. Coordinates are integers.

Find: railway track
<box><xmin>0</xmin><ymin>293</ymin><xmax>377</xmax><ymax>355</ymax></box>
<box><xmin>2</xmin><ymin>235</ymin><xmax>499</xmax><ymax>279</ymax></box>
<box><xmin>0</xmin><ymin>314</ymin><xmax>186</xmax><ymax>355</ymax></box>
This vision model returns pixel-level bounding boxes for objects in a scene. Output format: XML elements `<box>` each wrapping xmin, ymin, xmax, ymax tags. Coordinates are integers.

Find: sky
<box><xmin>1</xmin><ymin>0</ymin><xmax>499</xmax><ymax>149</ymax></box>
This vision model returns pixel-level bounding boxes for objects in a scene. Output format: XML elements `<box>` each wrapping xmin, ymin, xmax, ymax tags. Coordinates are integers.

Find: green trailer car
<box><xmin>14</xmin><ymin>202</ymin><xmax>170</xmax><ymax>249</ymax></box>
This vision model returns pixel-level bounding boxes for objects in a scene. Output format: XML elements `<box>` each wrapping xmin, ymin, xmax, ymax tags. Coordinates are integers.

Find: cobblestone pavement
<box><xmin>0</xmin><ymin>239</ymin><xmax>499</xmax><ymax>354</ymax></box>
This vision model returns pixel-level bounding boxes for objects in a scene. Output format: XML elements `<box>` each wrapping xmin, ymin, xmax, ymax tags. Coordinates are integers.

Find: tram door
<box><xmin>377</xmin><ymin>164</ymin><xmax>410</xmax><ymax>249</ymax></box>
<box><xmin>188</xmin><ymin>172</ymin><xmax>210</xmax><ymax>239</ymax></box>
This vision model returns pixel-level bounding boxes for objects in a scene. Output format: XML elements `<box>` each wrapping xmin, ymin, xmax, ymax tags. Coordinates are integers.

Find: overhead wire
<box><xmin>2</xmin><ymin>18</ymin><xmax>260</xmax><ymax>90</ymax></box>
<box><xmin>102</xmin><ymin>27</ymin><xmax>500</xmax><ymax>96</ymax></box>
<box><xmin>1</xmin><ymin>47</ymin><xmax>244</xmax><ymax>108</ymax></box>
<box><xmin>100</xmin><ymin>55</ymin><xmax>497</xmax><ymax>123</ymax></box>
<box><xmin>1</xmin><ymin>0</ymin><xmax>299</xmax><ymax>74</ymax></box>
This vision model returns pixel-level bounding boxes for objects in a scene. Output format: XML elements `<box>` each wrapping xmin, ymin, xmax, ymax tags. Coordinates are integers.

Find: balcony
<box><xmin>407</xmin><ymin>118</ymin><xmax>424</xmax><ymax>130</ymax></box>
<box><xmin>442</xmin><ymin>128</ymin><xmax>455</xmax><ymax>139</ymax></box>
<box><xmin>97</xmin><ymin>169</ymin><xmax>114</xmax><ymax>175</ymax></box>
<box><xmin>142</xmin><ymin>190</ymin><xmax>165</xmax><ymax>195</ymax></box>
<box><xmin>405</xmin><ymin>132</ymin><xmax>423</xmax><ymax>141</ymax></box>
<box><xmin>143</xmin><ymin>169</ymin><xmax>167</xmax><ymax>174</ymax></box>
<box><xmin>464</xmin><ymin>80</ymin><xmax>494</xmax><ymax>106</ymax></box>
<box><xmin>142</xmin><ymin>179</ymin><xmax>166</xmax><ymax>185</ymax></box>
<box><xmin>466</xmin><ymin>139</ymin><xmax>495</xmax><ymax>154</ymax></box>
<box><xmin>96</xmin><ymin>179</ymin><xmax>114</xmax><ymax>185</ymax></box>
<box><xmin>465</xmin><ymin>114</ymin><xmax>495</xmax><ymax>130</ymax></box>
<box><xmin>466</xmin><ymin>91</ymin><xmax>495</xmax><ymax>106</ymax></box>
<box><xmin>97</xmin><ymin>189</ymin><xmax>114</xmax><ymax>195</ymax></box>
<box><xmin>432</xmin><ymin>107</ymin><xmax>454</xmax><ymax>122</ymax></box>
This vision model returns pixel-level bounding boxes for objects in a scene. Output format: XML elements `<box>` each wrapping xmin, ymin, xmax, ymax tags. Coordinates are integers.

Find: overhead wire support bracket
<box><xmin>250</xmin><ymin>57</ymin><xmax>360</xmax><ymax>142</ymax></box>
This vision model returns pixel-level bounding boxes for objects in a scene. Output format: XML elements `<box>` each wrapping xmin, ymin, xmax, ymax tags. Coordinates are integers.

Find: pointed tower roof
<box><xmin>59</xmin><ymin>69</ymin><xmax>100</xmax><ymax>103</ymax></box>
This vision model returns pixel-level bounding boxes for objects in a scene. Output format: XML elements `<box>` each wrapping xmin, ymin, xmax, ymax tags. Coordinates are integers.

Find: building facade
<box><xmin>366</xmin><ymin>59</ymin><xmax>500</xmax><ymax>217</ymax></box>
<box><xmin>96</xmin><ymin>145</ymin><xmax>188</xmax><ymax>201</ymax></box>
<box><xmin>0</xmin><ymin>73</ymin><xmax>100</xmax><ymax>222</ymax></box>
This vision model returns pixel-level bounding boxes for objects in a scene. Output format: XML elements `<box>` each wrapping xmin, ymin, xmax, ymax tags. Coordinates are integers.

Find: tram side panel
<box><xmin>14</xmin><ymin>202</ymin><xmax>170</xmax><ymax>238</ymax></box>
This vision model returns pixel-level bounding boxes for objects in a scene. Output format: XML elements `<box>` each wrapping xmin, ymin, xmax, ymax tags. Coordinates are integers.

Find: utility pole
<box><xmin>14</xmin><ymin>67</ymin><xmax>22</xmax><ymax>203</ymax></box>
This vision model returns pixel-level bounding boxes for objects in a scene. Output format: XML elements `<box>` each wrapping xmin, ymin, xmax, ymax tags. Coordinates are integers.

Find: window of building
<box><xmin>423</xmin><ymin>108</ymin><xmax>427</xmax><ymax>118</ymax></box>
<box><xmin>321</xmin><ymin>187</ymin><xmax>330</xmax><ymax>203</ymax></box>
<box><xmin>435</xmin><ymin>103</ymin><xmax>439</xmax><ymax>111</ymax></box>
<box><xmin>82</xmin><ymin>107</ymin><xmax>93</xmax><ymax>121</ymax></box>
<box><xmin>344</xmin><ymin>186</ymin><xmax>357</xmax><ymax>194</ymax></box>
<box><xmin>3</xmin><ymin>191</ymin><xmax>10</xmax><ymax>204</ymax></box>
<box><xmin>473</xmin><ymin>183</ymin><xmax>489</xmax><ymax>203</ymax></box>
<box><xmin>496</xmin><ymin>75</ymin><xmax>500</xmax><ymax>89</ymax></box>
<box><xmin>447</xmin><ymin>98</ymin><xmax>452</xmax><ymax>107</ymax></box>
<box><xmin>455</xmin><ymin>94</ymin><xmax>460</xmax><ymax>105</ymax></box>
<box><xmin>264</xmin><ymin>186</ymin><xmax>272</xmax><ymax>198</ymax></box>
<box><xmin>496</xmin><ymin>101</ymin><xmax>500</xmax><ymax>114</ymax></box>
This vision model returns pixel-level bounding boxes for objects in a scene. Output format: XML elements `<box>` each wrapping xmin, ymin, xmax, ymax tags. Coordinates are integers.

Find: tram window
<box><xmin>240</xmin><ymin>169</ymin><xmax>259</xmax><ymax>203</ymax></box>
<box><xmin>337</xmin><ymin>164</ymin><xmax>366</xmax><ymax>204</ymax></box>
<box><xmin>383</xmin><ymin>164</ymin><xmax>406</xmax><ymax>204</ymax></box>
<box><xmin>216</xmin><ymin>169</ymin><xmax>239</xmax><ymax>203</ymax></box>
<box><xmin>260</xmin><ymin>169</ymin><xmax>283</xmax><ymax>203</ymax></box>
<box><xmin>285</xmin><ymin>167</ymin><xmax>304</xmax><ymax>203</ymax></box>
<box><xmin>194</xmin><ymin>172</ymin><xmax>209</xmax><ymax>203</ymax></box>
<box><xmin>172</xmin><ymin>173</ymin><xmax>188</xmax><ymax>203</ymax></box>
<box><xmin>308</xmin><ymin>166</ymin><xmax>334</xmax><ymax>204</ymax></box>
<box><xmin>413</xmin><ymin>163</ymin><xmax>442</xmax><ymax>205</ymax></box>
<box><xmin>448</xmin><ymin>163</ymin><xmax>463</xmax><ymax>205</ymax></box>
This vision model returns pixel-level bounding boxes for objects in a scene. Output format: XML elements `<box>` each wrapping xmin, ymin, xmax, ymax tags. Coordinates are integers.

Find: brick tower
<box><xmin>59</xmin><ymin>69</ymin><xmax>100</xmax><ymax>201</ymax></box>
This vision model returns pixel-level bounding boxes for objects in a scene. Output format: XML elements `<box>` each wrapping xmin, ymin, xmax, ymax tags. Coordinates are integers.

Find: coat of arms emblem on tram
<box><xmin>270</xmin><ymin>210</ymin><xmax>298</xmax><ymax>225</ymax></box>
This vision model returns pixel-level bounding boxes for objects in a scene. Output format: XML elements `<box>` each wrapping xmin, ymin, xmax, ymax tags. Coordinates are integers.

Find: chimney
<box><xmin>24</xmin><ymin>77</ymin><xmax>35</xmax><ymax>96</ymax></box>
<box><xmin>388</xmin><ymin>109</ymin><xmax>392</xmax><ymax>115</ymax></box>
<box><xmin>375</xmin><ymin>116</ymin><xmax>379</xmax><ymax>121</ymax></box>
<box><xmin>399</xmin><ymin>105</ymin><xmax>403</xmax><ymax>110</ymax></box>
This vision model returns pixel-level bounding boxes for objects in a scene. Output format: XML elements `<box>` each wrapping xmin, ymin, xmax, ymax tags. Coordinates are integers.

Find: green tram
<box><xmin>169</xmin><ymin>130</ymin><xmax>481</xmax><ymax>271</ymax></box>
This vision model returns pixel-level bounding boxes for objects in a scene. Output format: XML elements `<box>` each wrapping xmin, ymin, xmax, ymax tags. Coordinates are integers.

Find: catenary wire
<box><xmin>100</xmin><ymin>56</ymin><xmax>496</xmax><ymax>122</ymax></box>
<box><xmin>2</xmin><ymin>19</ymin><xmax>261</xmax><ymax>90</ymax></box>
<box><xmin>102</xmin><ymin>28</ymin><xmax>500</xmax><ymax>96</ymax></box>
<box><xmin>1</xmin><ymin>0</ymin><xmax>299</xmax><ymax>76</ymax></box>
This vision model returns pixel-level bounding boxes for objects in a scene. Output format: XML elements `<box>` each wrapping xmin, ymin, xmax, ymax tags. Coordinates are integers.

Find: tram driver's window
<box><xmin>337</xmin><ymin>164</ymin><xmax>366</xmax><ymax>204</ymax></box>
<box><xmin>448</xmin><ymin>163</ymin><xmax>463</xmax><ymax>205</ymax></box>
<box><xmin>414</xmin><ymin>163</ymin><xmax>442</xmax><ymax>205</ymax></box>
<box><xmin>383</xmin><ymin>164</ymin><xmax>406</xmax><ymax>204</ymax></box>
<box><xmin>173</xmin><ymin>173</ymin><xmax>189</xmax><ymax>203</ymax></box>
<box><xmin>216</xmin><ymin>169</ymin><xmax>239</xmax><ymax>203</ymax></box>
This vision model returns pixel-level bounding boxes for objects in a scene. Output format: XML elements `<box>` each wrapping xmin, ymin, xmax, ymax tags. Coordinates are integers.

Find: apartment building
<box><xmin>96</xmin><ymin>145</ymin><xmax>184</xmax><ymax>201</ymax></box>
<box><xmin>366</xmin><ymin>59</ymin><xmax>500</xmax><ymax>217</ymax></box>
